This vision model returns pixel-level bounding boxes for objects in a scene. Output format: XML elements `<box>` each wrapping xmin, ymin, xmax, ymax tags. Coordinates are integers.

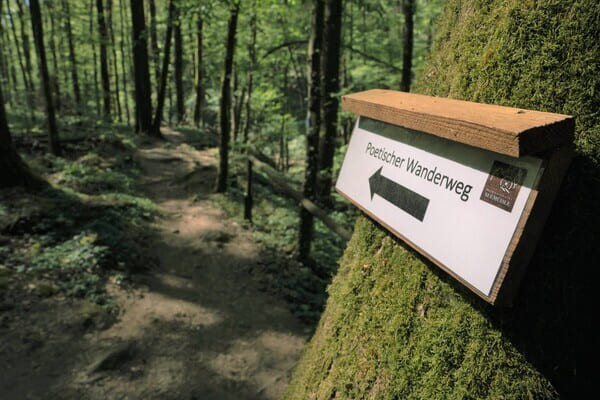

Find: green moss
<box><xmin>285</xmin><ymin>1</ymin><xmax>597</xmax><ymax>398</ymax></box>
<box><xmin>285</xmin><ymin>218</ymin><xmax>557</xmax><ymax>399</ymax></box>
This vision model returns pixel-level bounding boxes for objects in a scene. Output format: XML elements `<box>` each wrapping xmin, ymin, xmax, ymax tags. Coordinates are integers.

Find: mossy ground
<box><xmin>284</xmin><ymin>1</ymin><xmax>598</xmax><ymax>398</ymax></box>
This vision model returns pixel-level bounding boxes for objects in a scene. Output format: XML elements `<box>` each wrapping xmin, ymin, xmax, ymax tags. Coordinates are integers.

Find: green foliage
<box><xmin>21</xmin><ymin>232</ymin><xmax>109</xmax><ymax>303</ymax></box>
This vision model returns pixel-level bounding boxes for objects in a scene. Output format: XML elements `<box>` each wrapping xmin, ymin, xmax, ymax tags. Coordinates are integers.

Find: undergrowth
<box><xmin>0</xmin><ymin>121</ymin><xmax>159</xmax><ymax>308</ymax></box>
<box><xmin>213</xmin><ymin>148</ymin><xmax>359</xmax><ymax>323</ymax></box>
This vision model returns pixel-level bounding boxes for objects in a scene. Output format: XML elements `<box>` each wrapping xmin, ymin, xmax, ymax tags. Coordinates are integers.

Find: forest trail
<box><xmin>0</xmin><ymin>128</ymin><xmax>307</xmax><ymax>400</ymax></box>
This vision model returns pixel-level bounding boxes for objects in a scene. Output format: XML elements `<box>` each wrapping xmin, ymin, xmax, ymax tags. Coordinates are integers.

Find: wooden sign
<box><xmin>337</xmin><ymin>90</ymin><xmax>574</xmax><ymax>305</ymax></box>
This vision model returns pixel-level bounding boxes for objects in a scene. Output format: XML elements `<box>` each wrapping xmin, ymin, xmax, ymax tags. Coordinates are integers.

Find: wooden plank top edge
<box><xmin>342</xmin><ymin>89</ymin><xmax>574</xmax><ymax>157</ymax></box>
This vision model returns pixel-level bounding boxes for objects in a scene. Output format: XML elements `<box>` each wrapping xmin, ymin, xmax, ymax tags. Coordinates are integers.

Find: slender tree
<box><xmin>174</xmin><ymin>2</ymin><xmax>184</xmax><ymax>123</ymax></box>
<box><xmin>193</xmin><ymin>13</ymin><xmax>204</xmax><ymax>127</ymax></box>
<box><xmin>62</xmin><ymin>0</ymin><xmax>81</xmax><ymax>111</ymax></box>
<box><xmin>6</xmin><ymin>0</ymin><xmax>33</xmax><ymax>119</ymax></box>
<box><xmin>317</xmin><ymin>0</ymin><xmax>343</xmax><ymax>205</ymax></box>
<box><xmin>130</xmin><ymin>0</ymin><xmax>155</xmax><ymax>136</ymax></box>
<box><xmin>243</xmin><ymin>4</ymin><xmax>257</xmax><ymax>222</ymax></box>
<box><xmin>118</xmin><ymin>0</ymin><xmax>131</xmax><ymax>124</ymax></box>
<box><xmin>298</xmin><ymin>0</ymin><xmax>325</xmax><ymax>262</ymax></box>
<box><xmin>152</xmin><ymin>0</ymin><xmax>175</xmax><ymax>135</ymax></box>
<box><xmin>46</xmin><ymin>1</ymin><xmax>62</xmax><ymax>111</ymax></box>
<box><xmin>29</xmin><ymin>0</ymin><xmax>60</xmax><ymax>155</ymax></box>
<box><xmin>231</xmin><ymin>67</ymin><xmax>245</xmax><ymax>142</ymax></box>
<box><xmin>215</xmin><ymin>1</ymin><xmax>240</xmax><ymax>193</ymax></box>
<box><xmin>96</xmin><ymin>0</ymin><xmax>111</xmax><ymax>119</ymax></box>
<box><xmin>107</xmin><ymin>0</ymin><xmax>122</xmax><ymax>121</ymax></box>
<box><xmin>148</xmin><ymin>0</ymin><xmax>160</xmax><ymax>87</ymax></box>
<box><xmin>15</xmin><ymin>0</ymin><xmax>34</xmax><ymax>96</ymax></box>
<box><xmin>90</xmin><ymin>0</ymin><xmax>100</xmax><ymax>115</ymax></box>
<box><xmin>400</xmin><ymin>0</ymin><xmax>415</xmax><ymax>92</ymax></box>
<box><xmin>242</xmin><ymin>6</ymin><xmax>256</xmax><ymax>143</ymax></box>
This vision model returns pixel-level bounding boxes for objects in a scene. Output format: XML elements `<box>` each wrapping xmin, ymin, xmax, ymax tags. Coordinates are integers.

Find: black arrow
<box><xmin>369</xmin><ymin>166</ymin><xmax>429</xmax><ymax>222</ymax></box>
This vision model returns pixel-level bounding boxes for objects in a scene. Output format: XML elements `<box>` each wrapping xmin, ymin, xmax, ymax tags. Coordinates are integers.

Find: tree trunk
<box><xmin>62</xmin><ymin>0</ymin><xmax>81</xmax><ymax>111</ymax></box>
<box><xmin>317</xmin><ymin>0</ymin><xmax>342</xmax><ymax>206</ymax></box>
<box><xmin>46</xmin><ymin>2</ymin><xmax>62</xmax><ymax>112</ymax></box>
<box><xmin>129</xmin><ymin>0</ymin><xmax>155</xmax><ymax>136</ymax></box>
<box><xmin>193</xmin><ymin>15</ymin><xmax>204</xmax><ymax>128</ymax></box>
<box><xmin>148</xmin><ymin>0</ymin><xmax>160</xmax><ymax>88</ymax></box>
<box><xmin>232</xmin><ymin>69</ymin><xmax>245</xmax><ymax>143</ymax></box>
<box><xmin>283</xmin><ymin>1</ymin><xmax>599</xmax><ymax>398</ymax></box>
<box><xmin>152</xmin><ymin>0</ymin><xmax>174</xmax><ymax>135</ymax></box>
<box><xmin>0</xmin><ymin>74</ymin><xmax>42</xmax><ymax>188</ymax></box>
<box><xmin>243</xmin><ymin>4</ymin><xmax>257</xmax><ymax>223</ymax></box>
<box><xmin>118</xmin><ymin>0</ymin><xmax>131</xmax><ymax>124</ymax></box>
<box><xmin>7</xmin><ymin>0</ymin><xmax>34</xmax><ymax>120</ymax></box>
<box><xmin>278</xmin><ymin>115</ymin><xmax>286</xmax><ymax>170</ymax></box>
<box><xmin>400</xmin><ymin>0</ymin><xmax>415</xmax><ymax>92</ymax></box>
<box><xmin>0</xmin><ymin>1</ymin><xmax>15</xmax><ymax>104</ymax></box>
<box><xmin>15</xmin><ymin>0</ymin><xmax>34</xmax><ymax>96</ymax></box>
<box><xmin>90</xmin><ymin>0</ymin><xmax>100</xmax><ymax>116</ymax></box>
<box><xmin>96</xmin><ymin>0</ymin><xmax>111</xmax><ymax>120</ymax></box>
<box><xmin>29</xmin><ymin>0</ymin><xmax>60</xmax><ymax>156</ymax></box>
<box><xmin>215</xmin><ymin>1</ymin><xmax>240</xmax><ymax>193</ymax></box>
<box><xmin>242</xmin><ymin>8</ymin><xmax>256</xmax><ymax>143</ymax></box>
<box><xmin>174</xmin><ymin>7</ymin><xmax>184</xmax><ymax>124</ymax></box>
<box><xmin>298</xmin><ymin>0</ymin><xmax>325</xmax><ymax>262</ymax></box>
<box><xmin>107</xmin><ymin>0</ymin><xmax>122</xmax><ymax>121</ymax></box>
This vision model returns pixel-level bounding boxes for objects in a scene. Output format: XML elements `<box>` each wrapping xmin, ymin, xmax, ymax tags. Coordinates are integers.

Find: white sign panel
<box><xmin>336</xmin><ymin>117</ymin><xmax>544</xmax><ymax>296</ymax></box>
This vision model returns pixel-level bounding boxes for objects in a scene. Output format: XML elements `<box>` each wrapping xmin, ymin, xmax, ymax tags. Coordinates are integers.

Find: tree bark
<box><xmin>243</xmin><ymin>4</ymin><xmax>257</xmax><ymax>222</ymax></box>
<box><xmin>62</xmin><ymin>0</ymin><xmax>81</xmax><ymax>111</ymax></box>
<box><xmin>46</xmin><ymin>2</ymin><xmax>62</xmax><ymax>112</ymax></box>
<box><xmin>107</xmin><ymin>0</ymin><xmax>122</xmax><ymax>121</ymax></box>
<box><xmin>0</xmin><ymin>74</ymin><xmax>42</xmax><ymax>188</ymax></box>
<box><xmin>6</xmin><ymin>0</ymin><xmax>34</xmax><ymax>119</ymax></box>
<box><xmin>242</xmin><ymin>9</ymin><xmax>256</xmax><ymax>143</ymax></box>
<box><xmin>298</xmin><ymin>0</ymin><xmax>325</xmax><ymax>262</ymax></box>
<box><xmin>193</xmin><ymin>15</ymin><xmax>204</xmax><ymax>128</ymax></box>
<box><xmin>90</xmin><ymin>0</ymin><xmax>100</xmax><ymax>115</ymax></box>
<box><xmin>118</xmin><ymin>0</ymin><xmax>131</xmax><ymax>124</ymax></box>
<box><xmin>15</xmin><ymin>0</ymin><xmax>34</xmax><ymax>95</ymax></box>
<box><xmin>400</xmin><ymin>0</ymin><xmax>415</xmax><ymax>92</ymax></box>
<box><xmin>96</xmin><ymin>0</ymin><xmax>111</xmax><ymax>119</ymax></box>
<box><xmin>129</xmin><ymin>0</ymin><xmax>155</xmax><ymax>136</ymax></box>
<box><xmin>317</xmin><ymin>0</ymin><xmax>343</xmax><ymax>206</ymax></box>
<box><xmin>152</xmin><ymin>0</ymin><xmax>175</xmax><ymax>135</ymax></box>
<box><xmin>231</xmin><ymin>68</ymin><xmax>245</xmax><ymax>143</ymax></box>
<box><xmin>148</xmin><ymin>0</ymin><xmax>160</xmax><ymax>88</ymax></box>
<box><xmin>29</xmin><ymin>0</ymin><xmax>60</xmax><ymax>156</ymax></box>
<box><xmin>174</xmin><ymin>6</ymin><xmax>184</xmax><ymax>124</ymax></box>
<box><xmin>215</xmin><ymin>1</ymin><xmax>240</xmax><ymax>193</ymax></box>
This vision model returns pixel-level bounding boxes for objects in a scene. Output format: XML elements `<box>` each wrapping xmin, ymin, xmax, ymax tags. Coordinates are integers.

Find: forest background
<box><xmin>0</xmin><ymin>0</ymin><xmax>445</xmax><ymax>319</ymax></box>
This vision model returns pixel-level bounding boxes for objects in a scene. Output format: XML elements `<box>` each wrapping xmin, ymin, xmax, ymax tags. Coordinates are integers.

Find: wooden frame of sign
<box><xmin>339</xmin><ymin>89</ymin><xmax>574</xmax><ymax>305</ymax></box>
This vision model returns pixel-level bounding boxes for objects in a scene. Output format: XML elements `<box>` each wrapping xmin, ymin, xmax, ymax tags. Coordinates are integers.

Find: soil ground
<box><xmin>0</xmin><ymin>128</ymin><xmax>307</xmax><ymax>399</ymax></box>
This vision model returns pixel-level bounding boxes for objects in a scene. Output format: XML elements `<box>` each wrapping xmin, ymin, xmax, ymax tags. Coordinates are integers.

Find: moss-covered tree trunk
<box><xmin>284</xmin><ymin>1</ymin><xmax>599</xmax><ymax>398</ymax></box>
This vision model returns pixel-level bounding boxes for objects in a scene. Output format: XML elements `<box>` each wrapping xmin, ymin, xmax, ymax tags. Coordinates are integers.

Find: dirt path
<box><xmin>0</xmin><ymin>129</ymin><xmax>306</xmax><ymax>399</ymax></box>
